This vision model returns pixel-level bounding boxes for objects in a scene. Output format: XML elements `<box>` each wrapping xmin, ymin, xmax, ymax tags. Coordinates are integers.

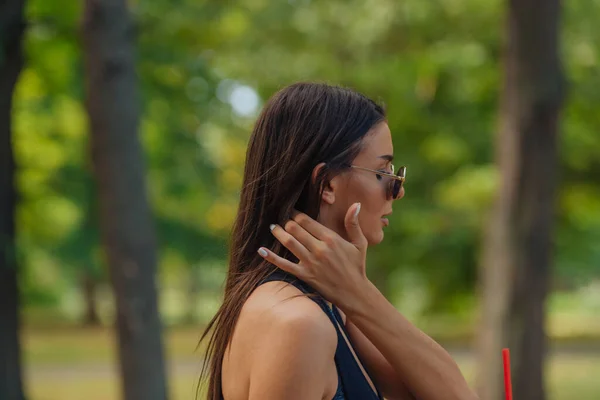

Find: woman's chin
<box><xmin>365</xmin><ymin>230</ymin><xmax>385</xmax><ymax>246</ymax></box>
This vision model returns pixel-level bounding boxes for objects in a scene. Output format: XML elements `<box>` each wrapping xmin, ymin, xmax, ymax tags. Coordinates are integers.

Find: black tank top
<box><xmin>259</xmin><ymin>269</ymin><xmax>383</xmax><ymax>400</ymax></box>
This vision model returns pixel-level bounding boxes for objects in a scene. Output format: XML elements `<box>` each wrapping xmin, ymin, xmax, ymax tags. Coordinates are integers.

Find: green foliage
<box><xmin>203</xmin><ymin>0</ymin><xmax>503</xmax><ymax>311</ymax></box>
<box><xmin>13</xmin><ymin>0</ymin><xmax>600</xmax><ymax>313</ymax></box>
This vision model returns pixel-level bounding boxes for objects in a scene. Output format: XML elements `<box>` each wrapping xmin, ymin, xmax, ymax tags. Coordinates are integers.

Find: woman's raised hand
<box><xmin>257</xmin><ymin>203</ymin><xmax>371</xmax><ymax>310</ymax></box>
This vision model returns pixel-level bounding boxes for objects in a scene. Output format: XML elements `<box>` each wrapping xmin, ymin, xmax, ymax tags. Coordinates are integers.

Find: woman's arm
<box><xmin>342</xmin><ymin>281</ymin><xmax>475</xmax><ymax>400</ymax></box>
<box><xmin>342</xmin><ymin>315</ymin><xmax>417</xmax><ymax>400</ymax></box>
<box><xmin>258</xmin><ymin>204</ymin><xmax>478</xmax><ymax>400</ymax></box>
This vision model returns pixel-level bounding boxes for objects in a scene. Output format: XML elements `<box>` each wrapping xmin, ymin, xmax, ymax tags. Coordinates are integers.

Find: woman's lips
<box><xmin>381</xmin><ymin>218</ymin><xmax>389</xmax><ymax>226</ymax></box>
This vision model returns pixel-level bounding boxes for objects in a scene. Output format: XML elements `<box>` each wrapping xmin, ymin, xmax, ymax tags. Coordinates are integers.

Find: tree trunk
<box><xmin>81</xmin><ymin>269</ymin><xmax>101</xmax><ymax>326</ymax></box>
<box><xmin>185</xmin><ymin>267</ymin><xmax>200</xmax><ymax>324</ymax></box>
<box><xmin>0</xmin><ymin>1</ymin><xmax>26</xmax><ymax>399</ymax></box>
<box><xmin>476</xmin><ymin>1</ymin><xmax>565</xmax><ymax>400</ymax></box>
<box><xmin>81</xmin><ymin>1</ymin><xmax>168</xmax><ymax>399</ymax></box>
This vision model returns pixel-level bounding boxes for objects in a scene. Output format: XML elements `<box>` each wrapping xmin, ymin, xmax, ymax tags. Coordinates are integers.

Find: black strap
<box><xmin>259</xmin><ymin>269</ymin><xmax>334</xmax><ymax>321</ymax></box>
<box><xmin>259</xmin><ymin>269</ymin><xmax>382</xmax><ymax>400</ymax></box>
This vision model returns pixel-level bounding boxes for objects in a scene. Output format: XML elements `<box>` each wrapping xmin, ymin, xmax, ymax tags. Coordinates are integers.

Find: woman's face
<box><xmin>318</xmin><ymin>122</ymin><xmax>404</xmax><ymax>246</ymax></box>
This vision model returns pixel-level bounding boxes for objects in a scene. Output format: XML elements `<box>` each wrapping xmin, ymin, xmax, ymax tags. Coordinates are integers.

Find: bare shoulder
<box><xmin>224</xmin><ymin>280</ymin><xmax>338</xmax><ymax>399</ymax></box>
<box><xmin>242</xmin><ymin>280</ymin><xmax>337</xmax><ymax>348</ymax></box>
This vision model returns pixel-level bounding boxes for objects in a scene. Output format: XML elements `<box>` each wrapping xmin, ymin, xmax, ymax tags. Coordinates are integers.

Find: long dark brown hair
<box><xmin>198</xmin><ymin>82</ymin><xmax>386</xmax><ymax>399</ymax></box>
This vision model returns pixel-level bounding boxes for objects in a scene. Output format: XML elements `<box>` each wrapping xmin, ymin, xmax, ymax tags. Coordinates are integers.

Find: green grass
<box><xmin>455</xmin><ymin>353</ymin><xmax>600</xmax><ymax>400</ymax></box>
<box><xmin>20</xmin><ymin>273</ymin><xmax>600</xmax><ymax>398</ymax></box>
<box><xmin>25</xmin><ymin>327</ymin><xmax>208</xmax><ymax>400</ymax></box>
<box><xmin>26</xmin><ymin>352</ymin><xmax>600</xmax><ymax>400</ymax></box>
<box><xmin>546</xmin><ymin>355</ymin><xmax>600</xmax><ymax>400</ymax></box>
<box><xmin>23</xmin><ymin>326</ymin><xmax>204</xmax><ymax>365</ymax></box>
<box><xmin>22</xmin><ymin>327</ymin><xmax>600</xmax><ymax>400</ymax></box>
<box><xmin>21</xmin><ymin>288</ymin><xmax>600</xmax><ymax>399</ymax></box>
<box><xmin>28</xmin><ymin>374</ymin><xmax>205</xmax><ymax>400</ymax></box>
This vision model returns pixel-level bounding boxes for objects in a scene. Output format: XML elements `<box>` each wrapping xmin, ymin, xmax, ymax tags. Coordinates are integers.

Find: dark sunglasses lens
<box><xmin>392</xmin><ymin>167</ymin><xmax>406</xmax><ymax>199</ymax></box>
<box><xmin>392</xmin><ymin>180</ymin><xmax>401</xmax><ymax>199</ymax></box>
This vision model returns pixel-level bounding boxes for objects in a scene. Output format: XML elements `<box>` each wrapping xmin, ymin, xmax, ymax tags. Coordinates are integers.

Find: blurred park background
<box><xmin>1</xmin><ymin>0</ymin><xmax>599</xmax><ymax>399</ymax></box>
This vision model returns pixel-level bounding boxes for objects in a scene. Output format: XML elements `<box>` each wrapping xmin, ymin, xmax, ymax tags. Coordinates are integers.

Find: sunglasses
<box><xmin>350</xmin><ymin>164</ymin><xmax>406</xmax><ymax>199</ymax></box>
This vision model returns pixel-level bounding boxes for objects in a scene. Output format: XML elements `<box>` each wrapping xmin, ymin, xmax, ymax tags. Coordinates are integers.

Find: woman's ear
<box><xmin>312</xmin><ymin>162</ymin><xmax>336</xmax><ymax>205</ymax></box>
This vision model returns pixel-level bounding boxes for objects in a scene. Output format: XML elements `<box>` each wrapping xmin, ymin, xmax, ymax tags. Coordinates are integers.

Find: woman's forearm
<box><xmin>262</xmin><ymin>210</ymin><xmax>479</xmax><ymax>399</ymax></box>
<box><xmin>344</xmin><ymin>280</ymin><xmax>478</xmax><ymax>400</ymax></box>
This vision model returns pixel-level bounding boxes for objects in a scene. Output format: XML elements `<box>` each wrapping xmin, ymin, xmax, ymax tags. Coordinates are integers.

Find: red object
<box><xmin>502</xmin><ymin>348</ymin><xmax>513</xmax><ymax>400</ymax></box>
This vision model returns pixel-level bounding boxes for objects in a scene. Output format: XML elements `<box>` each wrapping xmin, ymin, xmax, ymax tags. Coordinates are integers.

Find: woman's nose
<box><xmin>395</xmin><ymin>186</ymin><xmax>405</xmax><ymax>200</ymax></box>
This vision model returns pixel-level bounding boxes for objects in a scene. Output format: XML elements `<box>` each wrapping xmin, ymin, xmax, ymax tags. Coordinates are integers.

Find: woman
<box><xmin>199</xmin><ymin>82</ymin><xmax>478</xmax><ymax>400</ymax></box>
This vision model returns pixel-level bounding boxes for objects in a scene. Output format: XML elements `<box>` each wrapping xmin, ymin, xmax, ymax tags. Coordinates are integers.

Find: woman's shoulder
<box><xmin>223</xmin><ymin>281</ymin><xmax>340</xmax><ymax>399</ymax></box>
<box><xmin>240</xmin><ymin>281</ymin><xmax>337</xmax><ymax>344</ymax></box>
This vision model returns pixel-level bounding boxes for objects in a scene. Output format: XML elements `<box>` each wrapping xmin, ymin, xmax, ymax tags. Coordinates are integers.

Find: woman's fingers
<box><xmin>269</xmin><ymin>224</ymin><xmax>312</xmax><ymax>261</ymax></box>
<box><xmin>257</xmin><ymin>247</ymin><xmax>304</xmax><ymax>277</ymax></box>
<box><xmin>290</xmin><ymin>210</ymin><xmax>338</xmax><ymax>242</ymax></box>
<box><xmin>283</xmin><ymin>219</ymin><xmax>322</xmax><ymax>253</ymax></box>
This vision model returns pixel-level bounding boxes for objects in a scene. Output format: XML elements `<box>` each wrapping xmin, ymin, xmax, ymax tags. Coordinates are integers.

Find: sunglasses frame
<box><xmin>350</xmin><ymin>164</ymin><xmax>406</xmax><ymax>199</ymax></box>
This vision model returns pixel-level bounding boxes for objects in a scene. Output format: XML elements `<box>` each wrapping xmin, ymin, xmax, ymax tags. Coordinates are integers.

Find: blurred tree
<box><xmin>476</xmin><ymin>1</ymin><xmax>565</xmax><ymax>400</ymax></box>
<box><xmin>554</xmin><ymin>0</ymin><xmax>600</xmax><ymax>288</ymax></box>
<box><xmin>12</xmin><ymin>0</ymin><xmax>230</xmax><ymax>323</ymax></box>
<box><xmin>62</xmin><ymin>180</ymin><xmax>101</xmax><ymax>325</ymax></box>
<box><xmin>0</xmin><ymin>0</ymin><xmax>27</xmax><ymax>399</ymax></box>
<box><xmin>15</xmin><ymin>0</ymin><xmax>101</xmax><ymax>318</ymax></box>
<box><xmin>201</xmin><ymin>0</ymin><xmax>504</xmax><ymax>309</ymax></box>
<box><xmin>199</xmin><ymin>0</ymin><xmax>599</xmax><ymax>313</ymax></box>
<box><xmin>81</xmin><ymin>0</ymin><xmax>168</xmax><ymax>399</ymax></box>
<box><xmin>10</xmin><ymin>0</ymin><xmax>600</xmax><ymax>329</ymax></box>
<box><xmin>81</xmin><ymin>269</ymin><xmax>100</xmax><ymax>324</ymax></box>
<box><xmin>54</xmin><ymin>176</ymin><xmax>102</xmax><ymax>326</ymax></box>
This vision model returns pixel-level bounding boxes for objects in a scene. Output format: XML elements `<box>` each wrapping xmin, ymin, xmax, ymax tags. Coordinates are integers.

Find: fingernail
<box><xmin>258</xmin><ymin>248</ymin><xmax>268</xmax><ymax>257</ymax></box>
<box><xmin>269</xmin><ymin>224</ymin><xmax>276</xmax><ymax>231</ymax></box>
<box><xmin>354</xmin><ymin>203</ymin><xmax>361</xmax><ymax>217</ymax></box>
